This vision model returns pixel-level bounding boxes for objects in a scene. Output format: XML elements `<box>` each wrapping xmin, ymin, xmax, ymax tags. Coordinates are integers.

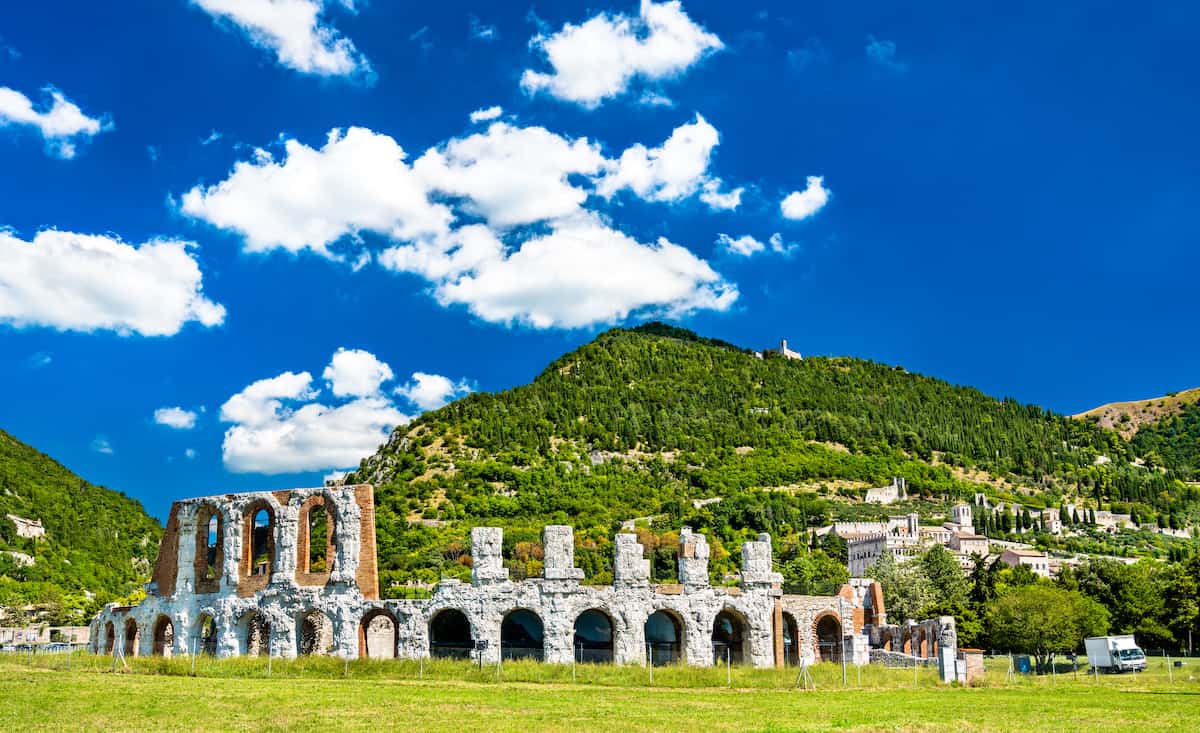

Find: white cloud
<box><xmin>468</xmin><ymin>105</ymin><xmax>503</xmax><ymax>123</ymax></box>
<box><xmin>154</xmin><ymin>407</ymin><xmax>199</xmax><ymax>430</ymax></box>
<box><xmin>866</xmin><ymin>35</ymin><xmax>907</xmax><ymax>74</ymax></box>
<box><xmin>91</xmin><ymin>436</ymin><xmax>114</xmax><ymax>455</ymax></box>
<box><xmin>716</xmin><ymin>233</ymin><xmax>765</xmax><ymax>257</ymax></box>
<box><xmin>323</xmin><ymin>470</ymin><xmax>346</xmax><ymax>483</ymax></box>
<box><xmin>0</xmin><ymin>229</ymin><xmax>226</xmax><ymax>337</ymax></box>
<box><xmin>322</xmin><ymin>347</ymin><xmax>393</xmax><ymax>397</ymax></box>
<box><xmin>201</xmin><ymin>130</ymin><xmax>222</xmax><ymax>145</ymax></box>
<box><xmin>192</xmin><ymin>0</ymin><xmax>370</xmax><ymax>78</ymax></box>
<box><xmin>414</xmin><ymin>122</ymin><xmax>605</xmax><ymax>228</ymax></box>
<box><xmin>219</xmin><ymin>356</ymin><xmax>407</xmax><ymax>475</ymax></box>
<box><xmin>469</xmin><ymin>15</ymin><xmax>497</xmax><ymax>41</ymax></box>
<box><xmin>432</xmin><ymin>216</ymin><xmax>737</xmax><ymax>329</ymax></box>
<box><xmin>185</xmin><ymin>448</ymin><xmax>198</xmax><ymax>460</ymax></box>
<box><xmin>395</xmin><ymin>372</ymin><xmax>472</xmax><ymax>411</ymax></box>
<box><xmin>181</xmin><ymin>127</ymin><xmax>453</xmax><ymax>258</ymax></box>
<box><xmin>780</xmin><ymin>176</ymin><xmax>830</xmax><ymax>221</ymax></box>
<box><xmin>521</xmin><ymin>0</ymin><xmax>723</xmax><ymax>108</ymax></box>
<box><xmin>0</xmin><ymin>85</ymin><xmax>108</xmax><ymax>159</ymax></box>
<box><xmin>597</xmin><ymin>115</ymin><xmax>740</xmax><ymax>209</ymax></box>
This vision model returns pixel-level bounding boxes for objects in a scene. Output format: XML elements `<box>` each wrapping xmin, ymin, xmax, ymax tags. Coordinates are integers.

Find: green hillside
<box><xmin>0</xmin><ymin>430</ymin><xmax>162</xmax><ymax>625</ymax></box>
<box><xmin>351</xmin><ymin>324</ymin><xmax>1198</xmax><ymax>594</ymax></box>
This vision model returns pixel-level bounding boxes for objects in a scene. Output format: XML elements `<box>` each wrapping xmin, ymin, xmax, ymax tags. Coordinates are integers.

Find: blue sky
<box><xmin>1</xmin><ymin>1</ymin><xmax>1196</xmax><ymax>521</ymax></box>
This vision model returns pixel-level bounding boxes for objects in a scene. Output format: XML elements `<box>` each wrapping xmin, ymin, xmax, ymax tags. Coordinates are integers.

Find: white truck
<box><xmin>1085</xmin><ymin>635</ymin><xmax>1147</xmax><ymax>673</ymax></box>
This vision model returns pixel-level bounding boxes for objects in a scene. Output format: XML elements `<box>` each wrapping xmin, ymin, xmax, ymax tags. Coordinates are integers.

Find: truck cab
<box><xmin>1085</xmin><ymin>635</ymin><xmax>1147</xmax><ymax>673</ymax></box>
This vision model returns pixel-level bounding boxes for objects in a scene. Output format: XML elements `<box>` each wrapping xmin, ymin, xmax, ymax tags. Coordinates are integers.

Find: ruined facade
<box><xmin>89</xmin><ymin>485</ymin><xmax>955</xmax><ymax>669</ymax></box>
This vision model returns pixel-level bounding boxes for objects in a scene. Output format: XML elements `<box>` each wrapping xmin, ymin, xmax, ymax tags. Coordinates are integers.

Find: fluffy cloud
<box><xmin>192</xmin><ymin>0</ymin><xmax>370</xmax><ymax>78</ymax></box>
<box><xmin>91</xmin><ymin>436</ymin><xmax>114</xmax><ymax>455</ymax></box>
<box><xmin>780</xmin><ymin>176</ymin><xmax>830</xmax><ymax>220</ymax></box>
<box><xmin>432</xmin><ymin>216</ymin><xmax>737</xmax><ymax>329</ymax></box>
<box><xmin>717</xmin><ymin>232</ymin><xmax>795</xmax><ymax>257</ymax></box>
<box><xmin>414</xmin><ymin>122</ymin><xmax>605</xmax><ymax>228</ymax></box>
<box><xmin>866</xmin><ymin>35</ymin><xmax>907</xmax><ymax>74</ymax></box>
<box><xmin>395</xmin><ymin>372</ymin><xmax>473</xmax><ymax>411</ymax></box>
<box><xmin>598</xmin><ymin>114</ymin><xmax>740</xmax><ymax>208</ymax></box>
<box><xmin>0</xmin><ymin>229</ymin><xmax>225</xmax><ymax>336</ymax></box>
<box><xmin>322</xmin><ymin>347</ymin><xmax>393</xmax><ymax>397</ymax></box>
<box><xmin>0</xmin><ymin>85</ymin><xmax>108</xmax><ymax>158</ymax></box>
<box><xmin>180</xmin><ymin>127</ymin><xmax>453</xmax><ymax>257</ymax></box>
<box><xmin>468</xmin><ymin>105</ymin><xmax>502</xmax><ymax>123</ymax></box>
<box><xmin>521</xmin><ymin>0</ymin><xmax>723</xmax><ymax>107</ymax></box>
<box><xmin>220</xmin><ymin>351</ymin><xmax>473</xmax><ymax>474</ymax></box>
<box><xmin>154</xmin><ymin>407</ymin><xmax>198</xmax><ymax>430</ymax></box>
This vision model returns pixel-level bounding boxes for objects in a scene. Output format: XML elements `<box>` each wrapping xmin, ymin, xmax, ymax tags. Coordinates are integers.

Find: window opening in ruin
<box><xmin>573</xmin><ymin>609</ymin><xmax>614</xmax><ymax>663</ymax></box>
<box><xmin>298</xmin><ymin>610</ymin><xmax>333</xmax><ymax>656</ymax></box>
<box><xmin>782</xmin><ymin>612</ymin><xmax>800</xmax><ymax>666</ymax></box>
<box><xmin>198</xmin><ymin>614</ymin><xmax>218</xmax><ymax>656</ymax></box>
<box><xmin>644</xmin><ymin>610</ymin><xmax>683</xmax><ymax>666</ymax></box>
<box><xmin>251</xmin><ymin>508</ymin><xmax>271</xmax><ymax>575</ymax></box>
<box><xmin>244</xmin><ymin>612</ymin><xmax>270</xmax><ymax>656</ymax></box>
<box><xmin>103</xmin><ymin>622</ymin><xmax>115</xmax><ymax>654</ymax></box>
<box><xmin>429</xmin><ymin>609</ymin><xmax>473</xmax><ymax>659</ymax></box>
<box><xmin>204</xmin><ymin>514</ymin><xmax>219</xmax><ymax>580</ymax></box>
<box><xmin>361</xmin><ymin>611</ymin><xmax>397</xmax><ymax>659</ymax></box>
<box><xmin>308</xmin><ymin>504</ymin><xmax>330</xmax><ymax>573</ymax></box>
<box><xmin>500</xmin><ymin>609</ymin><xmax>544</xmax><ymax>661</ymax></box>
<box><xmin>123</xmin><ymin>618</ymin><xmax>139</xmax><ymax>658</ymax></box>
<box><xmin>153</xmin><ymin>615</ymin><xmax>174</xmax><ymax>657</ymax></box>
<box><xmin>815</xmin><ymin>614</ymin><xmax>843</xmax><ymax>663</ymax></box>
<box><xmin>711</xmin><ymin>609</ymin><xmax>747</xmax><ymax>665</ymax></box>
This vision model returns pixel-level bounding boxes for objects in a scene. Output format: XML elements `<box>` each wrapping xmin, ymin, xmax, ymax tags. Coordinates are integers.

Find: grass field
<box><xmin>0</xmin><ymin>653</ymin><xmax>1197</xmax><ymax>732</ymax></box>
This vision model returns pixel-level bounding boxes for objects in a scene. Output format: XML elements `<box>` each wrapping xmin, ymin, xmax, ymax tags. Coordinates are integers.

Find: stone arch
<box><xmin>358</xmin><ymin>608</ymin><xmax>398</xmax><ymax>660</ymax></box>
<box><xmin>814</xmin><ymin>612</ymin><xmax>843</xmax><ymax>663</ymax></box>
<box><xmin>241</xmin><ymin>501</ymin><xmax>276</xmax><ymax>591</ymax></box>
<box><xmin>123</xmin><ymin>618</ymin><xmax>140</xmax><ymax>658</ymax></box>
<box><xmin>239</xmin><ymin>610</ymin><xmax>271</xmax><ymax>657</ymax></box>
<box><xmin>195</xmin><ymin>613</ymin><xmax>218</xmax><ymax>656</ymax></box>
<box><xmin>711</xmin><ymin>607</ymin><xmax>750</xmax><ymax>665</ymax></box>
<box><xmin>645</xmin><ymin>608</ymin><xmax>685</xmax><ymax>666</ymax></box>
<box><xmin>297</xmin><ymin>494</ymin><xmax>339</xmax><ymax>585</ymax></box>
<box><xmin>103</xmin><ymin>621</ymin><xmax>115</xmax><ymax>654</ymax></box>
<box><xmin>194</xmin><ymin>503</ymin><xmax>224</xmax><ymax>594</ymax></box>
<box><xmin>501</xmin><ymin>608</ymin><xmax>544</xmax><ymax>661</ymax></box>
<box><xmin>781</xmin><ymin>612</ymin><xmax>800</xmax><ymax>666</ymax></box>
<box><xmin>573</xmin><ymin>609</ymin><xmax>614</xmax><ymax>663</ymax></box>
<box><xmin>900</xmin><ymin>625</ymin><xmax>913</xmax><ymax>655</ymax></box>
<box><xmin>914</xmin><ymin>626</ymin><xmax>928</xmax><ymax>659</ymax></box>
<box><xmin>152</xmin><ymin>615</ymin><xmax>175</xmax><ymax>657</ymax></box>
<box><xmin>882</xmin><ymin>633</ymin><xmax>893</xmax><ymax>652</ymax></box>
<box><xmin>296</xmin><ymin>609</ymin><xmax>334</xmax><ymax>656</ymax></box>
<box><xmin>429</xmin><ymin>608</ymin><xmax>473</xmax><ymax>659</ymax></box>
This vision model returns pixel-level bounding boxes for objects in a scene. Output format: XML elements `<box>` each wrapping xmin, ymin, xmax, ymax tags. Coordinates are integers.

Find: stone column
<box><xmin>542</xmin><ymin>526</ymin><xmax>584</xmax><ymax>581</ymax></box>
<box><xmin>614</xmin><ymin>533</ymin><xmax>650</xmax><ymax>588</ymax></box>
<box><xmin>677</xmin><ymin>528</ymin><xmax>710</xmax><ymax>590</ymax></box>
<box><xmin>471</xmin><ymin>527</ymin><xmax>508</xmax><ymax>586</ymax></box>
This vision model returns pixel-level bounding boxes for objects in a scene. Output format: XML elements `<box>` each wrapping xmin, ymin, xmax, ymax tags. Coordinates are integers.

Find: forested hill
<box><xmin>0</xmin><ymin>429</ymin><xmax>162</xmax><ymax>624</ymax></box>
<box><xmin>351</xmin><ymin>324</ymin><xmax>1196</xmax><ymax>593</ymax></box>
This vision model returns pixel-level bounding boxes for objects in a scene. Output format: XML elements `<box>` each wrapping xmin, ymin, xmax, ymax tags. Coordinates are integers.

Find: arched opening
<box><xmin>250</xmin><ymin>508</ymin><xmax>273</xmax><ymax>575</ymax></box>
<box><xmin>901</xmin><ymin>628</ymin><xmax>913</xmax><ymax>655</ymax></box>
<box><xmin>573</xmin><ymin>609</ymin><xmax>614</xmax><ymax>663</ymax></box>
<box><xmin>429</xmin><ymin>609</ymin><xmax>473</xmax><ymax>659</ymax></box>
<box><xmin>307</xmin><ymin>503</ymin><xmax>332</xmax><ymax>573</ymax></box>
<box><xmin>359</xmin><ymin>610</ymin><xmax>397</xmax><ymax>660</ymax></box>
<box><xmin>153</xmin><ymin>615</ymin><xmax>175</xmax><ymax>657</ymax></box>
<box><xmin>711</xmin><ymin>609</ymin><xmax>749</xmax><ymax>665</ymax></box>
<box><xmin>815</xmin><ymin>614</ymin><xmax>843</xmax><ymax>663</ymax></box>
<box><xmin>195</xmin><ymin>505</ymin><xmax>223</xmax><ymax>592</ymax></box>
<box><xmin>242</xmin><ymin>612</ymin><xmax>270</xmax><ymax>657</ymax></box>
<box><xmin>782</xmin><ymin>612</ymin><xmax>800</xmax><ymax>666</ymax></box>
<box><xmin>123</xmin><ymin>618</ymin><xmax>140</xmax><ymax>658</ymax></box>
<box><xmin>103</xmin><ymin>621</ymin><xmax>115</xmax><ymax>654</ymax></box>
<box><xmin>645</xmin><ymin>610</ymin><xmax>684</xmax><ymax>666</ymax></box>
<box><xmin>297</xmin><ymin>610</ymin><xmax>333</xmax><ymax>656</ymax></box>
<box><xmin>501</xmin><ymin>609</ymin><xmax>544</xmax><ymax>661</ymax></box>
<box><xmin>196</xmin><ymin>614</ymin><xmax>218</xmax><ymax>656</ymax></box>
<box><xmin>882</xmin><ymin>635</ymin><xmax>893</xmax><ymax>652</ymax></box>
<box><xmin>914</xmin><ymin>628</ymin><xmax>927</xmax><ymax>659</ymax></box>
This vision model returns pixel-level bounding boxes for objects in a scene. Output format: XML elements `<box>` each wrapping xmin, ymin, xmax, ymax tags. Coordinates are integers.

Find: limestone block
<box><xmin>542</xmin><ymin>525</ymin><xmax>584</xmax><ymax>581</ymax></box>
<box><xmin>613</xmin><ymin>534</ymin><xmax>650</xmax><ymax>587</ymax></box>
<box><xmin>677</xmin><ymin>527</ymin><xmax>710</xmax><ymax>589</ymax></box>
<box><xmin>471</xmin><ymin>527</ymin><xmax>509</xmax><ymax>585</ymax></box>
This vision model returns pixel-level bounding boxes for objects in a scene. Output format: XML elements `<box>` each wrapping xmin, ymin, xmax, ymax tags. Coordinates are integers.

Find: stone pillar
<box><xmin>273</xmin><ymin>504</ymin><xmax>298</xmax><ymax>585</ymax></box>
<box><xmin>542</xmin><ymin>525</ymin><xmax>584</xmax><ymax>581</ymax></box>
<box><xmin>471</xmin><ymin>527</ymin><xmax>508</xmax><ymax>586</ymax></box>
<box><xmin>175</xmin><ymin>510</ymin><xmax>198</xmax><ymax>596</ymax></box>
<box><xmin>740</xmin><ymin>533</ymin><xmax>783</xmax><ymax>588</ymax></box>
<box><xmin>677</xmin><ymin>527</ymin><xmax>709</xmax><ymax>590</ymax></box>
<box><xmin>773</xmin><ymin>600</ymin><xmax>784</xmax><ymax>668</ymax></box>
<box><xmin>329</xmin><ymin>492</ymin><xmax>361</xmax><ymax>586</ymax></box>
<box><xmin>613</xmin><ymin>534</ymin><xmax>650</xmax><ymax>588</ymax></box>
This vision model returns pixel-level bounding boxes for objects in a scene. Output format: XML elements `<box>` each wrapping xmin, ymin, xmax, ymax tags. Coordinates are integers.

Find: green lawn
<box><xmin>0</xmin><ymin>654</ymin><xmax>1196</xmax><ymax>732</ymax></box>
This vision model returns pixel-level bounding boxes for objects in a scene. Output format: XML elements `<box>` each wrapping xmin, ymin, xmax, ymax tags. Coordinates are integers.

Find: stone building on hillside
<box><xmin>88</xmin><ymin>484</ymin><xmax>955</xmax><ymax>669</ymax></box>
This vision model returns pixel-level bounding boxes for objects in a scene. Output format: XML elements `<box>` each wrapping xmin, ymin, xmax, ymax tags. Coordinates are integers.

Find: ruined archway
<box><xmin>195</xmin><ymin>504</ymin><xmax>223</xmax><ymax>593</ymax></box>
<box><xmin>901</xmin><ymin>626</ymin><xmax>913</xmax><ymax>655</ymax></box>
<box><xmin>242</xmin><ymin>503</ymin><xmax>275</xmax><ymax>580</ymax></box>
<box><xmin>711</xmin><ymin>609</ymin><xmax>749</xmax><ymax>665</ymax></box>
<box><xmin>241</xmin><ymin>611</ymin><xmax>271</xmax><ymax>657</ymax></box>
<box><xmin>815</xmin><ymin>613</ymin><xmax>843</xmax><ymax>663</ymax></box>
<box><xmin>152</xmin><ymin>615</ymin><xmax>175</xmax><ymax>657</ymax></box>
<box><xmin>501</xmin><ymin>609</ymin><xmax>544</xmax><ymax>661</ymax></box>
<box><xmin>573</xmin><ymin>609</ymin><xmax>614</xmax><ymax>663</ymax></box>
<box><xmin>782</xmin><ymin>612</ymin><xmax>800</xmax><ymax>666</ymax></box>
<box><xmin>123</xmin><ymin>618</ymin><xmax>140</xmax><ymax>658</ymax></box>
<box><xmin>298</xmin><ymin>495</ymin><xmax>338</xmax><ymax>584</ymax></box>
<box><xmin>297</xmin><ymin>610</ymin><xmax>333</xmax><ymax>656</ymax></box>
<box><xmin>645</xmin><ymin>609</ymin><xmax>684</xmax><ymax>666</ymax></box>
<box><xmin>359</xmin><ymin>609</ymin><xmax>397</xmax><ymax>660</ymax></box>
<box><xmin>196</xmin><ymin>613</ymin><xmax>218</xmax><ymax>656</ymax></box>
<box><xmin>429</xmin><ymin>609</ymin><xmax>473</xmax><ymax>659</ymax></box>
<box><xmin>103</xmin><ymin>621</ymin><xmax>115</xmax><ymax>654</ymax></box>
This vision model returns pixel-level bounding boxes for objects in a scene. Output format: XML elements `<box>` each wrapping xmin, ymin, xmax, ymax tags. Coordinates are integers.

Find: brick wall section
<box><xmin>194</xmin><ymin>504</ymin><xmax>223</xmax><ymax>595</ymax></box>
<box><xmin>355</xmin><ymin>484</ymin><xmax>379</xmax><ymax>600</ymax></box>
<box><xmin>151</xmin><ymin>504</ymin><xmax>181</xmax><ymax>597</ymax></box>
<box><xmin>772</xmin><ymin>599</ymin><xmax>784</xmax><ymax>666</ymax></box>
<box><xmin>294</xmin><ymin>495</ymin><xmax>333</xmax><ymax>588</ymax></box>
<box><xmin>238</xmin><ymin>500</ymin><xmax>275</xmax><ymax>598</ymax></box>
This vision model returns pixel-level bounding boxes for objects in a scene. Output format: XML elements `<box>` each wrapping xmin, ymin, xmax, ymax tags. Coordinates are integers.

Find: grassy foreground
<box><xmin>0</xmin><ymin>654</ymin><xmax>1197</xmax><ymax>732</ymax></box>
